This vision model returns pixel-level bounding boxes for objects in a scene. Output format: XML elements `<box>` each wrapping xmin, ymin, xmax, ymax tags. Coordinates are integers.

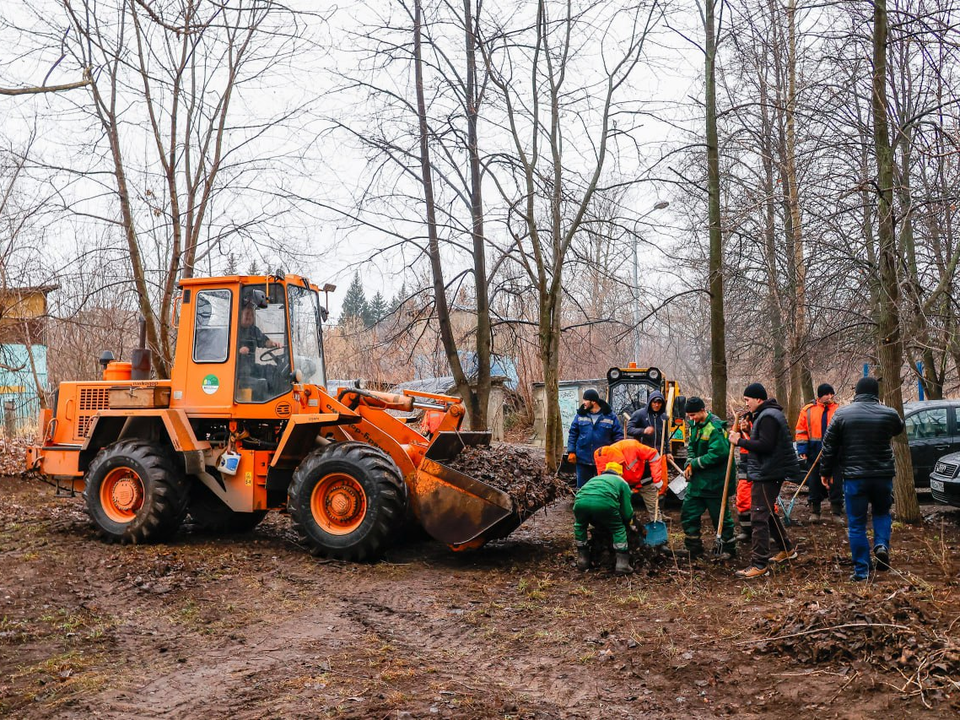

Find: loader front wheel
<box><xmin>288</xmin><ymin>442</ymin><xmax>405</xmax><ymax>561</ymax></box>
<box><xmin>83</xmin><ymin>440</ymin><xmax>188</xmax><ymax>544</ymax></box>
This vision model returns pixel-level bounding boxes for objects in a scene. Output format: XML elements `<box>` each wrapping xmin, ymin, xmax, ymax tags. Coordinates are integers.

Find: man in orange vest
<box><xmin>594</xmin><ymin>439</ymin><xmax>666</xmax><ymax>523</ymax></box>
<box><xmin>795</xmin><ymin>383</ymin><xmax>843</xmax><ymax>522</ymax></box>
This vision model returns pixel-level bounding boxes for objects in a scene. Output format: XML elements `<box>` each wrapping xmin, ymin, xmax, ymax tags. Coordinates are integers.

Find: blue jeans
<box><xmin>844</xmin><ymin>477</ymin><xmax>893</xmax><ymax>578</ymax></box>
<box><xmin>576</xmin><ymin>463</ymin><xmax>596</xmax><ymax>489</ymax></box>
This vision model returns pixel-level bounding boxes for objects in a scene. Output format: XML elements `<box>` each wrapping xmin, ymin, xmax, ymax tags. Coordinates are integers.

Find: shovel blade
<box><xmin>643</xmin><ymin>520</ymin><xmax>668</xmax><ymax>547</ymax></box>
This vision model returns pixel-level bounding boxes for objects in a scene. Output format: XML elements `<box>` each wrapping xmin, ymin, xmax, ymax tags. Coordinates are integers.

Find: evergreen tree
<box><xmin>365</xmin><ymin>292</ymin><xmax>388</xmax><ymax>327</ymax></box>
<box><xmin>389</xmin><ymin>282</ymin><xmax>406</xmax><ymax>314</ymax></box>
<box><xmin>225</xmin><ymin>252</ymin><xmax>238</xmax><ymax>275</ymax></box>
<box><xmin>340</xmin><ymin>272</ymin><xmax>368</xmax><ymax>324</ymax></box>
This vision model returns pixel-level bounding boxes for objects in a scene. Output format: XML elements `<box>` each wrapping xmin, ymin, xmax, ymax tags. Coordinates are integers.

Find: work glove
<box><xmin>567</xmin><ymin>452</ymin><xmax>576</xmax><ymax>464</ymax></box>
<box><xmin>683</xmin><ymin>464</ymin><xmax>693</xmax><ymax>480</ymax></box>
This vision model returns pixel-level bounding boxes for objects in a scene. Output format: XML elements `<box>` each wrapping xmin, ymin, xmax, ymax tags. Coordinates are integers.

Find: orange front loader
<box><xmin>27</xmin><ymin>274</ymin><xmax>520</xmax><ymax>560</ymax></box>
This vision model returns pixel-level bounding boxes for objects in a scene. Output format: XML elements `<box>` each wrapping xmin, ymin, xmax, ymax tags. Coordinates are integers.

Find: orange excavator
<box><xmin>26</xmin><ymin>274</ymin><xmax>521</xmax><ymax>560</ymax></box>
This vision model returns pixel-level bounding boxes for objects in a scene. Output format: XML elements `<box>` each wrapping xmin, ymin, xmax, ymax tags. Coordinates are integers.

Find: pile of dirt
<box><xmin>446</xmin><ymin>443</ymin><xmax>571</xmax><ymax>519</ymax></box>
<box><xmin>753</xmin><ymin>589</ymin><xmax>960</xmax><ymax>693</ymax></box>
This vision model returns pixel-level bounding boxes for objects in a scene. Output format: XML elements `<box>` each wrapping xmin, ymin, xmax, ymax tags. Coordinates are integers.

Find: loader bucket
<box><xmin>409</xmin><ymin>431</ymin><xmax>521</xmax><ymax>548</ymax></box>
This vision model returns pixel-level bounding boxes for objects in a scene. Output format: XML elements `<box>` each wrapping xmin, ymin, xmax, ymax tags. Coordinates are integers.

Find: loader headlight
<box><xmin>649</xmin><ymin>368</ymin><xmax>660</xmax><ymax>381</ymax></box>
<box><xmin>609</xmin><ymin>369</ymin><xmax>621</xmax><ymax>380</ymax></box>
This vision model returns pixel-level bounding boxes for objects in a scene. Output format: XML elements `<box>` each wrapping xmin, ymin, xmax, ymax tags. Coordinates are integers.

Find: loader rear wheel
<box><xmin>83</xmin><ymin>440</ymin><xmax>188</xmax><ymax>544</ymax></box>
<box><xmin>288</xmin><ymin>442</ymin><xmax>405</xmax><ymax>562</ymax></box>
<box><xmin>187</xmin><ymin>483</ymin><xmax>268</xmax><ymax>534</ymax></box>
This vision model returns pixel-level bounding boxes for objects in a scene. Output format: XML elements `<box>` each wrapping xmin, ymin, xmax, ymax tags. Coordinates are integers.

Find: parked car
<box><xmin>903</xmin><ymin>400</ymin><xmax>960</xmax><ymax>489</ymax></box>
<box><xmin>927</xmin><ymin>451</ymin><xmax>960</xmax><ymax>507</ymax></box>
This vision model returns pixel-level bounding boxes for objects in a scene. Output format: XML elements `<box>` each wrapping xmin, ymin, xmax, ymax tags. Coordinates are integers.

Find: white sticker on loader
<box><xmin>202</xmin><ymin>374</ymin><xmax>220</xmax><ymax>395</ymax></box>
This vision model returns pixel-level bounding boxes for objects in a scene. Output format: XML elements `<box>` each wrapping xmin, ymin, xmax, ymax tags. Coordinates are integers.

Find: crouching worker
<box><xmin>676</xmin><ymin>397</ymin><xmax>736</xmax><ymax>560</ymax></box>
<box><xmin>573</xmin><ymin>462</ymin><xmax>634</xmax><ymax>575</ymax></box>
<box><xmin>594</xmin><ymin>439</ymin><xmax>666</xmax><ymax>522</ymax></box>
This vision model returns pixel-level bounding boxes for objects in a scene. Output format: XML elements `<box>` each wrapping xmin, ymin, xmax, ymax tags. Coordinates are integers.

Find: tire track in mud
<box><xmin>85</xmin><ymin>601</ymin><xmax>353</xmax><ymax>719</ymax></box>
<box><xmin>338</xmin><ymin>586</ymin><xmax>645</xmax><ymax>718</ymax></box>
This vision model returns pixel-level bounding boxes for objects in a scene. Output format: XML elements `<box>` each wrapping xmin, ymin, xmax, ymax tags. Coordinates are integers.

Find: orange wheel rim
<box><xmin>310</xmin><ymin>473</ymin><xmax>367</xmax><ymax>535</ymax></box>
<box><xmin>100</xmin><ymin>467</ymin><xmax>145</xmax><ymax>524</ymax></box>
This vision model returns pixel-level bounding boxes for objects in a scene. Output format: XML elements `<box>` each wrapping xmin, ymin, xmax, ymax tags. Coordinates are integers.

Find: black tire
<box><xmin>187</xmin><ymin>482</ymin><xmax>268</xmax><ymax>534</ymax></box>
<box><xmin>83</xmin><ymin>439</ymin><xmax>188</xmax><ymax>544</ymax></box>
<box><xmin>288</xmin><ymin>441</ymin><xmax>406</xmax><ymax>561</ymax></box>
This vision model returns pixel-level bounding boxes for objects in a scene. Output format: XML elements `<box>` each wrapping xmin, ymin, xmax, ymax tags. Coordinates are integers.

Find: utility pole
<box><xmin>632</xmin><ymin>201</ymin><xmax>670</xmax><ymax>363</ymax></box>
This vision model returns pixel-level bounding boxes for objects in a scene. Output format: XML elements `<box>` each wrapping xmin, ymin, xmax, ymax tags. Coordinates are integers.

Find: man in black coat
<box><xmin>728</xmin><ymin>382</ymin><xmax>801</xmax><ymax>578</ymax></box>
<box><xmin>820</xmin><ymin>376</ymin><xmax>905</xmax><ymax>581</ymax></box>
<box><xmin>626</xmin><ymin>391</ymin><xmax>668</xmax><ymax>450</ymax></box>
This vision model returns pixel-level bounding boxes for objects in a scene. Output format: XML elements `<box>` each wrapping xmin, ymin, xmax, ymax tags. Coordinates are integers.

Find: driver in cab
<box><xmin>238</xmin><ymin>301</ymin><xmax>280</xmax><ymax>358</ymax></box>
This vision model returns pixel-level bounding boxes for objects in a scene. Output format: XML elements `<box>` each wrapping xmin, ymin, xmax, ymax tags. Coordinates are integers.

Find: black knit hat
<box><xmin>855</xmin><ymin>377</ymin><xmax>879</xmax><ymax>396</ymax></box>
<box><xmin>685</xmin><ymin>396</ymin><xmax>706</xmax><ymax>413</ymax></box>
<box><xmin>816</xmin><ymin>383</ymin><xmax>835</xmax><ymax>398</ymax></box>
<box><xmin>582</xmin><ymin>388</ymin><xmax>601</xmax><ymax>403</ymax></box>
<box><xmin>743</xmin><ymin>382</ymin><xmax>768</xmax><ymax>400</ymax></box>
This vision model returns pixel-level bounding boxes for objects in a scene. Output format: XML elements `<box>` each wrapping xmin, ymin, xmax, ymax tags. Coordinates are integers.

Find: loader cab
<box><xmin>606</xmin><ymin>364</ymin><xmax>687</xmax><ymax>448</ymax></box>
<box><xmin>607</xmin><ymin>365</ymin><xmax>670</xmax><ymax>418</ymax></box>
<box><xmin>173</xmin><ymin>275</ymin><xmax>326</xmax><ymax>413</ymax></box>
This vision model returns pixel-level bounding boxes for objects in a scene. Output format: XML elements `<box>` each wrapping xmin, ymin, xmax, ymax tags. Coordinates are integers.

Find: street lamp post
<box><xmin>633</xmin><ymin>200</ymin><xmax>670</xmax><ymax>364</ymax></box>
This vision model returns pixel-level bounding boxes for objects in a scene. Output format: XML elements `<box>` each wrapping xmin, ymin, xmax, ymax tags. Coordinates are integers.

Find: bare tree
<box><xmin>482</xmin><ymin>0</ymin><xmax>661</xmax><ymax>466</ymax></box>
<box><xmin>8</xmin><ymin>0</ymin><xmax>323</xmax><ymax>376</ymax></box>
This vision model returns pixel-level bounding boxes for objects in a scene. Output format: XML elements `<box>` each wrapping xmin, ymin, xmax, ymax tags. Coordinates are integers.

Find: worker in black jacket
<box><xmin>728</xmin><ymin>383</ymin><xmax>801</xmax><ymax>578</ymax></box>
<box><xmin>820</xmin><ymin>376</ymin><xmax>905</xmax><ymax>581</ymax></box>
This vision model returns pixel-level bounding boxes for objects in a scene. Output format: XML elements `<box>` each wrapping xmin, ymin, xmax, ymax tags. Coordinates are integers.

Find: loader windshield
<box><xmin>609</xmin><ymin>381</ymin><xmax>656</xmax><ymax>418</ymax></box>
<box><xmin>288</xmin><ymin>285</ymin><xmax>325</xmax><ymax>385</ymax></box>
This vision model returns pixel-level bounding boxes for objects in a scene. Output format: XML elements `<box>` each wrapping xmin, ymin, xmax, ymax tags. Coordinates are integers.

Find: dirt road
<box><xmin>2</xmin><ymin>475</ymin><xmax>958</xmax><ymax>718</ymax></box>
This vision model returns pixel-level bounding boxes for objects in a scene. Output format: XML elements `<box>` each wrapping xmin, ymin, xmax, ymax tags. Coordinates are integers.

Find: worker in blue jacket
<box><xmin>567</xmin><ymin>388</ymin><xmax>623</xmax><ymax>488</ymax></box>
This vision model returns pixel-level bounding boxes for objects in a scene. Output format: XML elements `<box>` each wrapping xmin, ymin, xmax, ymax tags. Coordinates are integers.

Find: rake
<box><xmin>779</xmin><ymin>448</ymin><xmax>824</xmax><ymax>525</ymax></box>
<box><xmin>713</xmin><ymin>413</ymin><xmax>739</xmax><ymax>557</ymax></box>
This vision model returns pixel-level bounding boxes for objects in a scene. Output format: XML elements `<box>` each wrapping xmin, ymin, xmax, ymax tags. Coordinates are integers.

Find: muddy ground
<box><xmin>2</xmin><ymin>472</ymin><xmax>959</xmax><ymax>719</ymax></box>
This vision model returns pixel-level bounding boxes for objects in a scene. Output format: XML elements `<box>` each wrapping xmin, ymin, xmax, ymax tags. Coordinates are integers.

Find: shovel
<box><xmin>643</xmin><ymin>418</ymin><xmax>670</xmax><ymax>547</ymax></box>
<box><xmin>713</xmin><ymin>414</ymin><xmax>739</xmax><ymax>557</ymax></box>
<box><xmin>780</xmin><ymin>448</ymin><xmax>824</xmax><ymax>525</ymax></box>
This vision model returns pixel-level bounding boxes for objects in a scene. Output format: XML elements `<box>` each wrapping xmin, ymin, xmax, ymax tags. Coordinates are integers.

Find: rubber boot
<box><xmin>576</xmin><ymin>543</ymin><xmax>591</xmax><ymax>571</ymax></box>
<box><xmin>673</xmin><ymin>539</ymin><xmax>704</xmax><ymax>561</ymax></box>
<box><xmin>614</xmin><ymin>551</ymin><xmax>634</xmax><ymax>575</ymax></box>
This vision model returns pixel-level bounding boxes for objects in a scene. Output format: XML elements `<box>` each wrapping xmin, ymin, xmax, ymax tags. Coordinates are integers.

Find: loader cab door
<box><xmin>235</xmin><ymin>284</ymin><xmax>292</xmax><ymax>403</ymax></box>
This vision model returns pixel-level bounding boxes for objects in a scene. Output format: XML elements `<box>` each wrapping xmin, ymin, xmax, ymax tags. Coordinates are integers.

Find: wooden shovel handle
<box><xmin>716</xmin><ymin>413</ymin><xmax>739</xmax><ymax>539</ymax></box>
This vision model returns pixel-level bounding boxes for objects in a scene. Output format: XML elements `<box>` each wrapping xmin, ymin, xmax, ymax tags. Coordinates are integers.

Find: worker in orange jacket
<box><xmin>594</xmin><ymin>439</ymin><xmax>666</xmax><ymax>523</ymax></box>
<box><xmin>735</xmin><ymin>413</ymin><xmax>753</xmax><ymax>542</ymax></box>
<box><xmin>795</xmin><ymin>383</ymin><xmax>843</xmax><ymax>522</ymax></box>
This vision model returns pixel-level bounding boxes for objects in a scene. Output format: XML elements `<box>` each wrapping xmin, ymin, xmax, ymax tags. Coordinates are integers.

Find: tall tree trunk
<box><xmin>872</xmin><ymin>0</ymin><xmax>919</xmax><ymax>523</ymax></box>
<box><xmin>413</xmin><ymin>0</ymin><xmax>474</xmax><ymax>412</ymax></box>
<box><xmin>705</xmin><ymin>0</ymin><xmax>727</xmax><ymax>412</ymax></box>
<box><xmin>760</xmin><ymin>77</ymin><xmax>788</xmax><ymax>403</ymax></box>
<box><xmin>783</xmin><ymin>0</ymin><xmax>807</xmax><ymax>422</ymax></box>
<box><xmin>463</xmin><ymin>0</ymin><xmax>490</xmax><ymax>429</ymax></box>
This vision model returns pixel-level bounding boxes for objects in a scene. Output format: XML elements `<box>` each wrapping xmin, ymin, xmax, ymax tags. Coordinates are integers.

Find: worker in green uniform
<box><xmin>675</xmin><ymin>397</ymin><xmax>736</xmax><ymax>560</ymax></box>
<box><xmin>573</xmin><ymin>462</ymin><xmax>634</xmax><ymax>575</ymax></box>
